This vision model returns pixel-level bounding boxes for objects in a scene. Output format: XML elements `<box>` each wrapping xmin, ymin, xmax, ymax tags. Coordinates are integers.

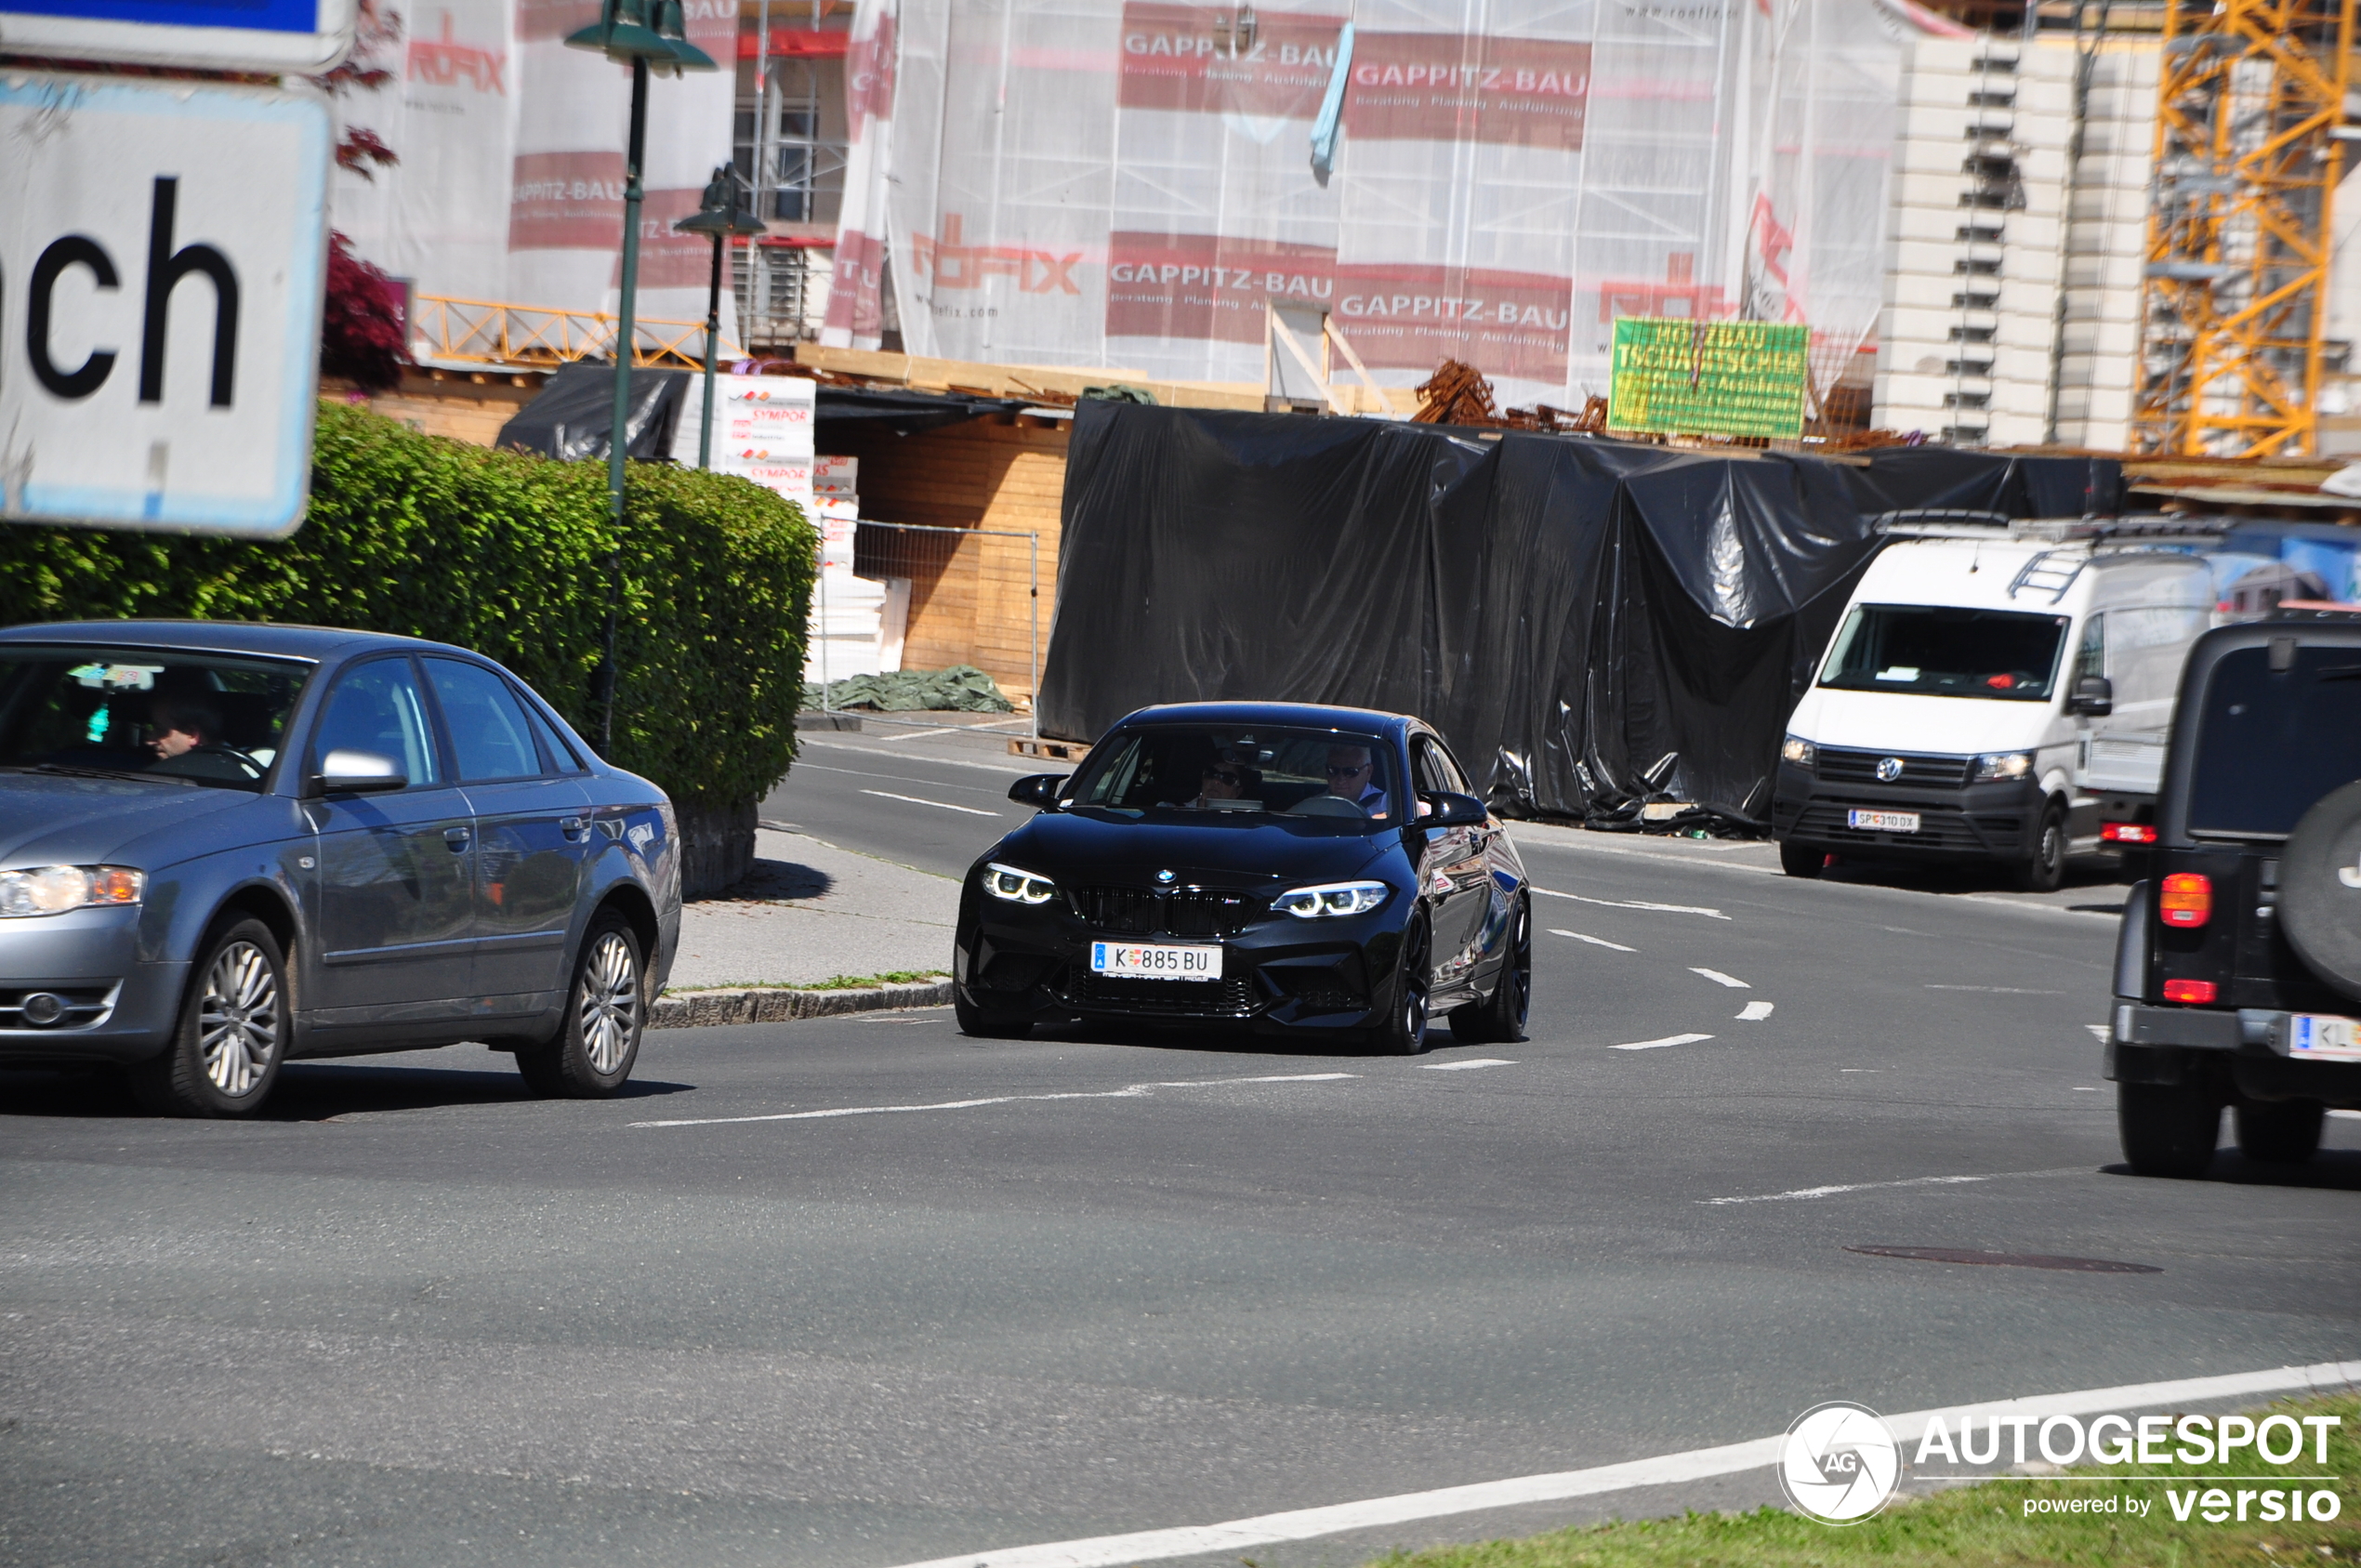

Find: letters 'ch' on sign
<box><xmin>1608</xmin><ymin>318</ymin><xmax>1813</xmax><ymax>441</ymax></box>
<box><xmin>1</xmin><ymin>74</ymin><xmax>330</xmax><ymax>538</ymax></box>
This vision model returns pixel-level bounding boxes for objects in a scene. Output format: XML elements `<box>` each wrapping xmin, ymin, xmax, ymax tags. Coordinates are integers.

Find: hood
<box><xmin>990</xmin><ymin>809</ymin><xmax>1399</xmax><ymax>889</ymax></box>
<box><xmin>0</xmin><ymin>774</ymin><xmax>261</xmax><ymax>867</ymax></box>
<box><xmin>1787</xmin><ymin>687</ymin><xmax>2061</xmax><ymax>757</ymax></box>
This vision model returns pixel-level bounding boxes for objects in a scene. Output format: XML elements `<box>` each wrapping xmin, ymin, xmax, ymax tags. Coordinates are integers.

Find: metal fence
<box><xmin>812</xmin><ymin>520</ymin><xmax>1041</xmax><ymax>739</ymax></box>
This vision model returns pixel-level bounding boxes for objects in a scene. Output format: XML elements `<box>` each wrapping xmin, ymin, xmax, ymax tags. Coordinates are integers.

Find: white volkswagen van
<box><xmin>1772</xmin><ymin>528</ymin><xmax>2216</xmax><ymax>889</ymax></box>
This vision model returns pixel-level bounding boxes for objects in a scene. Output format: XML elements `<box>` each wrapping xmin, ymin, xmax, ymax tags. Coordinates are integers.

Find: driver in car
<box><xmin>146</xmin><ymin>694</ymin><xmax>251</xmax><ymax>781</ymax></box>
<box><xmin>1326</xmin><ymin>745</ymin><xmax>1392</xmax><ymax>818</ymax></box>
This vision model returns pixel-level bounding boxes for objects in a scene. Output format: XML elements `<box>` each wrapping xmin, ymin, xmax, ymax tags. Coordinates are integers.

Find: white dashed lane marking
<box><xmin>859</xmin><ymin>788</ymin><xmax>1002</xmax><ymax>817</ymax></box>
<box><xmin>1736</xmin><ymin>1000</ymin><xmax>1774</xmax><ymax>1021</ymax></box>
<box><xmin>1699</xmin><ymin>1168</ymin><xmax>2085</xmax><ymax>1205</ymax></box>
<box><xmin>1534</xmin><ymin>888</ymin><xmax>1729</xmax><ymax>920</ymax></box>
<box><xmin>1419</xmin><ymin>1058</ymin><xmax>1516</xmax><ymax>1071</ymax></box>
<box><xmin>1614</xmin><ymin>1033</ymin><xmax>1714</xmax><ymax>1051</ymax></box>
<box><xmin>1690</xmin><ymin>967</ymin><xmax>1749</xmax><ymax>989</ymax></box>
<box><xmin>1550</xmin><ymin>929</ymin><xmax>1634</xmax><ymax>952</ymax></box>
<box><xmin>632</xmin><ymin>1073</ymin><xmax>1358</xmax><ymax>1128</ymax></box>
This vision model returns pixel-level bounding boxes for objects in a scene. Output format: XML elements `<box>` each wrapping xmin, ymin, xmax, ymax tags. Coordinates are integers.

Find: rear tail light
<box><xmin>2158</xmin><ymin>873</ymin><xmax>2212</xmax><ymax>928</ymax></box>
<box><xmin>2162</xmin><ymin>979</ymin><xmax>2219</xmax><ymax>1005</ymax></box>
<box><xmin>2102</xmin><ymin>822</ymin><xmax>2157</xmax><ymax>845</ymax></box>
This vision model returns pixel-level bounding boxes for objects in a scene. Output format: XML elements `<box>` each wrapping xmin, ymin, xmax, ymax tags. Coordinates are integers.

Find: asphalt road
<box><xmin>5</xmin><ymin>727</ymin><xmax>2357</xmax><ymax>1568</ymax></box>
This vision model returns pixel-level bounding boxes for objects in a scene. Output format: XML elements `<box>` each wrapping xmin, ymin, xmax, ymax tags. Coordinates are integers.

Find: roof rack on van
<box><xmin>1870</xmin><ymin>508</ymin><xmax>2014</xmax><ymax>537</ymax></box>
<box><xmin>2091</xmin><ymin>515</ymin><xmax>2231</xmax><ymax>543</ymax></box>
<box><xmin>2266</xmin><ymin>600</ymin><xmax>2361</xmax><ymax>622</ymax></box>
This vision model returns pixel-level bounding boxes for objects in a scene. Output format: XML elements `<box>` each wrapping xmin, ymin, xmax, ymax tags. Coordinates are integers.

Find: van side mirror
<box><xmin>314</xmin><ymin>748</ymin><xmax>407</xmax><ymax>794</ymax></box>
<box><xmin>1008</xmin><ymin>772</ymin><xmax>1068</xmax><ymax>809</ymax></box>
<box><xmin>2070</xmin><ymin>675</ymin><xmax>2114</xmax><ymax>717</ymax></box>
<box><xmin>1425</xmin><ymin>791</ymin><xmax>1488</xmax><ymax>827</ymax></box>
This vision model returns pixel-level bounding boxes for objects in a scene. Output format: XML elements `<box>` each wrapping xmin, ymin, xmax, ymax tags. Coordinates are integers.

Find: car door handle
<box><xmin>444</xmin><ymin>826</ymin><xmax>472</xmax><ymax>850</ymax></box>
<box><xmin>559</xmin><ymin>815</ymin><xmax>590</xmax><ymax>841</ymax></box>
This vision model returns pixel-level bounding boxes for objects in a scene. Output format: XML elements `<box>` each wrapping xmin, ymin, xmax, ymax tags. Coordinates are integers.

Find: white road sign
<box><xmin>0</xmin><ymin>74</ymin><xmax>330</xmax><ymax>539</ymax></box>
<box><xmin>0</xmin><ymin>0</ymin><xmax>355</xmax><ymax>74</ymax></box>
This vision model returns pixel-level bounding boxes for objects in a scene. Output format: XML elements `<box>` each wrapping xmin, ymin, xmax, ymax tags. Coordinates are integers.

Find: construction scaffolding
<box><xmin>2135</xmin><ymin>0</ymin><xmax>2355</xmax><ymax>455</ymax></box>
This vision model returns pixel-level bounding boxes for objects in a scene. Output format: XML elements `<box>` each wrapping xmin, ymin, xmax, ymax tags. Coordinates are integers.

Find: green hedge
<box><xmin>0</xmin><ymin>401</ymin><xmax>816</xmax><ymax>813</ymax></box>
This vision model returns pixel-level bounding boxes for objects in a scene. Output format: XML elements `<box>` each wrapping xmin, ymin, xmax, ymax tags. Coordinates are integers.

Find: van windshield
<box><xmin>1818</xmin><ymin>605</ymin><xmax>2068</xmax><ymax>702</ymax></box>
<box><xmin>2185</xmin><ymin>644</ymin><xmax>2361</xmax><ymax>837</ymax></box>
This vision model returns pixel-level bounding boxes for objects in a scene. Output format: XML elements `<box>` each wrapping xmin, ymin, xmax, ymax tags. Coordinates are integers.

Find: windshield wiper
<box><xmin>18</xmin><ymin>761</ymin><xmax>197</xmax><ymax>785</ymax></box>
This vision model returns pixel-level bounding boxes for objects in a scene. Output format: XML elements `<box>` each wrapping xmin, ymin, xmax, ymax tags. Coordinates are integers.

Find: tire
<box><xmin>1375</xmin><ymin>915</ymin><xmax>1432</xmax><ymax>1056</ymax></box>
<box><xmin>1778</xmin><ymin>840</ymin><xmax>1825</xmax><ymax>878</ymax></box>
<box><xmin>1452</xmin><ymin>896</ymin><xmax>1531</xmax><ymax>1046</ymax></box>
<box><xmin>955</xmin><ymin>987</ymin><xmax>1033</xmax><ymax>1039</ymax></box>
<box><xmin>129</xmin><ymin>917</ymin><xmax>287</xmax><ymax>1118</ymax></box>
<box><xmin>2236</xmin><ymin>1100</ymin><xmax>2325</xmax><ymax>1166</ymax></box>
<box><xmin>2117</xmin><ymin>1081</ymin><xmax>2220</xmax><ymax>1179</ymax></box>
<box><xmin>2014</xmin><ymin>801</ymin><xmax>2067</xmax><ymax>893</ymax></box>
<box><xmin>516</xmin><ymin>912</ymin><xmax>645</xmax><ymax>1098</ymax></box>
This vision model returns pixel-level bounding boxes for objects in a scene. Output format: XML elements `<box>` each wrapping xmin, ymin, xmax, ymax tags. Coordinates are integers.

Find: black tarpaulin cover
<box><xmin>1038</xmin><ymin>403</ymin><xmax>2120</xmax><ymax>822</ymax></box>
<box><xmin>815</xmin><ymin>384</ymin><xmax>1031</xmax><ymax>433</ymax></box>
<box><xmin>497</xmin><ymin>364</ymin><xmax>689</xmax><ymax>461</ymax></box>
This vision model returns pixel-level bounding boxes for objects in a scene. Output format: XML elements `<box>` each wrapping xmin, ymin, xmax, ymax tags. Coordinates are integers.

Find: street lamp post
<box><xmin>673</xmin><ymin>166</ymin><xmax>767</xmax><ymax>469</ymax></box>
<box><xmin>564</xmin><ymin>0</ymin><xmax>716</xmax><ymax>751</ymax></box>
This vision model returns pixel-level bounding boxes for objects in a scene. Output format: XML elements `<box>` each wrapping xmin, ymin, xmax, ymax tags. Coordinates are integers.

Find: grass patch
<box><xmin>664</xmin><ymin>970</ymin><xmax>948</xmax><ymax>995</ymax></box>
<box><xmin>1362</xmin><ymin>1394</ymin><xmax>2359</xmax><ymax>1568</ymax></box>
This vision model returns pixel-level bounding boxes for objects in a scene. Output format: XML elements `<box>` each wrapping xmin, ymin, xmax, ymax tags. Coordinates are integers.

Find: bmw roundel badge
<box><xmin>1155</xmin><ymin>868</ymin><xmax>1177</xmax><ymax>884</ymax></box>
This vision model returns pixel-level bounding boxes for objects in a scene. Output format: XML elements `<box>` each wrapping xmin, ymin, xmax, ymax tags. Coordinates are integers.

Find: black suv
<box><xmin>2108</xmin><ymin>616</ymin><xmax>2361</xmax><ymax>1176</ymax></box>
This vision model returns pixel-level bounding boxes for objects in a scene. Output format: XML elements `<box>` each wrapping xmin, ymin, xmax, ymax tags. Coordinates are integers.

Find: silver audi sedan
<box><xmin>0</xmin><ymin>622</ymin><xmax>680</xmax><ymax>1115</ymax></box>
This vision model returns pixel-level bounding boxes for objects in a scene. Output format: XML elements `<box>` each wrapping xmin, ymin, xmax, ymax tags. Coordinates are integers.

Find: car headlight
<box><xmin>1780</xmin><ymin>735</ymin><xmax>1815</xmax><ymax>767</ymax></box>
<box><xmin>1272</xmin><ymin>880</ymin><xmax>1392</xmax><ymax>919</ymax></box>
<box><xmin>0</xmin><ymin>865</ymin><xmax>145</xmax><ymax>919</ymax></box>
<box><xmin>1973</xmin><ymin>751</ymin><xmax>2033</xmax><ymax>782</ymax></box>
<box><xmin>982</xmin><ymin>862</ymin><xmax>1058</xmax><ymax>905</ymax></box>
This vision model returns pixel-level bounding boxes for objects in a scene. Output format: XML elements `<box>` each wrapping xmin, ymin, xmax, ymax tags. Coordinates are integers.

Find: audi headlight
<box><xmin>0</xmin><ymin>864</ymin><xmax>145</xmax><ymax>918</ymax></box>
<box><xmin>982</xmin><ymin>862</ymin><xmax>1058</xmax><ymax>905</ymax></box>
<box><xmin>1973</xmin><ymin>751</ymin><xmax>2033</xmax><ymax>782</ymax></box>
<box><xmin>1273</xmin><ymin>880</ymin><xmax>1392</xmax><ymax>919</ymax></box>
<box><xmin>1780</xmin><ymin>734</ymin><xmax>1815</xmax><ymax>767</ymax></box>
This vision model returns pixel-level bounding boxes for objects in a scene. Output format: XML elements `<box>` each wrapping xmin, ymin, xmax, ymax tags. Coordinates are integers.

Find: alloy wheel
<box><xmin>198</xmin><ymin>941</ymin><xmax>280</xmax><ymax>1099</ymax></box>
<box><xmin>578</xmin><ymin>931</ymin><xmax>640</xmax><ymax>1074</ymax></box>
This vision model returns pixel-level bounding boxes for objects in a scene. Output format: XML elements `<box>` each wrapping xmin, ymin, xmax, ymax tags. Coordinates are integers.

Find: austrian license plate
<box><xmin>1090</xmin><ymin>941</ymin><xmax>1222</xmax><ymax>982</ymax></box>
<box><xmin>2289</xmin><ymin>1013</ymin><xmax>2361</xmax><ymax>1061</ymax></box>
<box><xmin>1847</xmin><ymin>809</ymin><xmax>1920</xmax><ymax>834</ymax></box>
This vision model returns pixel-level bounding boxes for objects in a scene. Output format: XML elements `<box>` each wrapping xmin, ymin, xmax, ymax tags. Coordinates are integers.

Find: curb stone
<box><xmin>650</xmin><ymin>980</ymin><xmax>954</xmax><ymax>1029</ymax></box>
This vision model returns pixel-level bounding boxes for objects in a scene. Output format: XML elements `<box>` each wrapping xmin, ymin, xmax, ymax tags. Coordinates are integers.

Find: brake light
<box><xmin>2102</xmin><ymin>822</ymin><xmax>2157</xmax><ymax>845</ymax></box>
<box><xmin>2163</xmin><ymin>979</ymin><xmax>2218</xmax><ymax>1005</ymax></box>
<box><xmin>2158</xmin><ymin>873</ymin><xmax>2212</xmax><ymax>929</ymax></box>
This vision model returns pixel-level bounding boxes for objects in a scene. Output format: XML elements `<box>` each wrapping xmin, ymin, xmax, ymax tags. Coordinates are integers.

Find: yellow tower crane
<box><xmin>2135</xmin><ymin>0</ymin><xmax>2355</xmax><ymax>456</ymax></box>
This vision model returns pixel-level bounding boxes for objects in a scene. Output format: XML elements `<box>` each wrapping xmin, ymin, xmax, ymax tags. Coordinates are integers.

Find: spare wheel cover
<box><xmin>2277</xmin><ymin>779</ymin><xmax>2361</xmax><ymax>1002</ymax></box>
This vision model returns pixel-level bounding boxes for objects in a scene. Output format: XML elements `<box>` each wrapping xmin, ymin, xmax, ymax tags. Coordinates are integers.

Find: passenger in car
<box><xmin>146</xmin><ymin>695</ymin><xmax>222</xmax><ymax>764</ymax></box>
<box><xmin>1194</xmin><ymin>753</ymin><xmax>1261</xmax><ymax>808</ymax></box>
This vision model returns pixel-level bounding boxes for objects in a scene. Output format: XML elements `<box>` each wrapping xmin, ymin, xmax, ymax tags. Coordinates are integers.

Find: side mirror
<box><xmin>2070</xmin><ymin>675</ymin><xmax>2114</xmax><ymax>717</ymax></box>
<box><xmin>314</xmin><ymin>748</ymin><xmax>407</xmax><ymax>794</ymax></box>
<box><xmin>1425</xmin><ymin>791</ymin><xmax>1488</xmax><ymax>827</ymax></box>
<box><xmin>1008</xmin><ymin>772</ymin><xmax>1068</xmax><ymax>809</ymax></box>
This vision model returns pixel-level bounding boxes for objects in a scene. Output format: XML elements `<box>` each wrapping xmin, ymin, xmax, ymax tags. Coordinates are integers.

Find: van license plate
<box><xmin>1847</xmin><ymin>810</ymin><xmax>1920</xmax><ymax>834</ymax></box>
<box><xmin>2289</xmin><ymin>1013</ymin><xmax>2361</xmax><ymax>1060</ymax></box>
<box><xmin>1091</xmin><ymin>942</ymin><xmax>1221</xmax><ymax>982</ymax></box>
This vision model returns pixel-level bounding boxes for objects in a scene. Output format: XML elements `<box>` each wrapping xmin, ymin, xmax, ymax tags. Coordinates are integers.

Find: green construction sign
<box><xmin>1608</xmin><ymin>318</ymin><xmax>1811</xmax><ymax>439</ymax></box>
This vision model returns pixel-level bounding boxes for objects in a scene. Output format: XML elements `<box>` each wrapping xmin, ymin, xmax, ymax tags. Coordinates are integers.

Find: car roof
<box><xmin>0</xmin><ymin>620</ymin><xmax>478</xmax><ymax>664</ymax></box>
<box><xmin>1116</xmin><ymin>700</ymin><xmax>1417</xmax><ymax>737</ymax></box>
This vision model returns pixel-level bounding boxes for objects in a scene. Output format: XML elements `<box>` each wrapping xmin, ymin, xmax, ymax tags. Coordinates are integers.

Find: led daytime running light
<box><xmin>983</xmin><ymin>862</ymin><xmax>1057</xmax><ymax>905</ymax></box>
<box><xmin>1273</xmin><ymin>880</ymin><xmax>1391</xmax><ymax>919</ymax></box>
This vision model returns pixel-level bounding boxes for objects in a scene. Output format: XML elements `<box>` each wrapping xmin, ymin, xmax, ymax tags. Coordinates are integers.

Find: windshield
<box><xmin>1818</xmin><ymin>604</ymin><xmax>2068</xmax><ymax>702</ymax></box>
<box><xmin>1067</xmin><ymin>724</ymin><xmax>1402</xmax><ymax>827</ymax></box>
<box><xmin>2185</xmin><ymin>644</ymin><xmax>2361</xmax><ymax>837</ymax></box>
<box><xmin>0</xmin><ymin>647</ymin><xmax>312</xmax><ymax>792</ymax></box>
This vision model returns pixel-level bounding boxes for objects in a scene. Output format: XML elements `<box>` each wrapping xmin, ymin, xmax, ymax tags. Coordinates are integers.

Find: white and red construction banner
<box><xmin>331</xmin><ymin>0</ymin><xmax>738</xmax><ymax>340</ymax></box>
<box><xmin>855</xmin><ymin>0</ymin><xmax>1932</xmax><ymax>408</ymax></box>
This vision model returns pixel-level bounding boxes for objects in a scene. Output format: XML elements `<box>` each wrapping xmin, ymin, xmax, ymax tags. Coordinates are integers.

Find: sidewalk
<box><xmin>666</xmin><ymin>827</ymin><xmax>959</xmax><ymax>992</ymax></box>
